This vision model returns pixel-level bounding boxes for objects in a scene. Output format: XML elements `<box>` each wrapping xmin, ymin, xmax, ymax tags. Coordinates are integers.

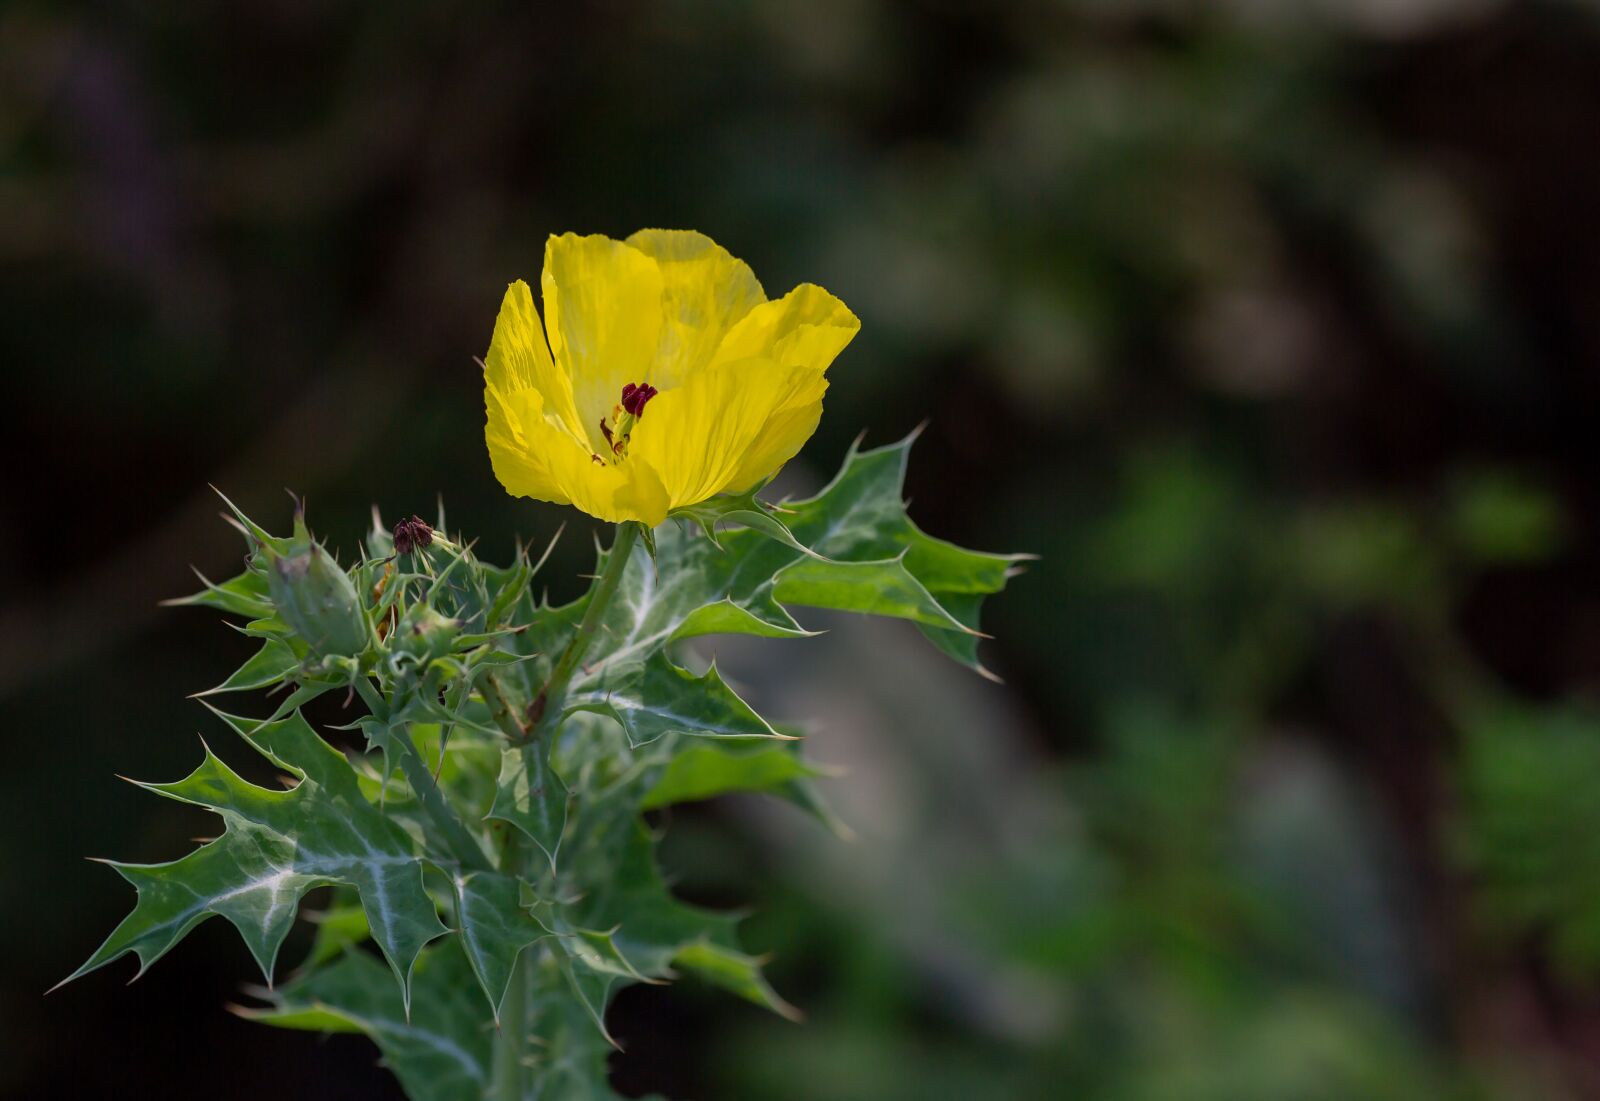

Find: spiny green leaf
<box><xmin>526</xmin><ymin>434</ymin><xmax>1023</xmax><ymax>708</ymax></box>
<box><xmin>671</xmin><ymin>597</ymin><xmax>817</xmax><ymax>641</ymax></box>
<box><xmin>239</xmin><ymin>614</ymin><xmax>295</xmax><ymax>639</ymax></box>
<box><xmin>526</xmin><ymin>964</ymin><xmax>637</xmax><ymax>1098</ymax></box>
<box><xmin>488</xmin><ymin>742</ymin><xmax>569</xmax><ymax>870</ymax></box>
<box><xmin>674</xmin><ymin>940</ymin><xmax>801</xmax><ymax>1020</ymax></box>
<box><xmin>301</xmin><ymin>895</ymin><xmax>371</xmax><ymax>972</ymax></box>
<box><xmin>543</xmin><ymin>820</ymin><xmax>793</xmax><ymax>1043</ymax></box>
<box><xmin>252</xmin><ymin>939</ymin><xmax>635</xmax><ymax>1099</ymax></box>
<box><xmin>62</xmin><ymin>712</ymin><xmax>447</xmax><ymax>1011</ymax></box>
<box><xmin>544</xmin><ymin>912</ymin><xmax>662</xmax><ymax>1049</ymax></box>
<box><xmin>241</xmin><ymin>939</ymin><xmax>491</xmax><ymax>1101</ymax></box>
<box><xmin>670</xmin><ymin>487</ymin><xmax>825</xmax><ymax>559</ymax></box>
<box><xmin>483</xmin><ymin>554</ymin><xmax>536</xmax><ymax>631</ymax></box>
<box><xmin>211</xmin><ymin>487</ymin><xmax>293</xmax><ymax>554</ymax></box>
<box><xmin>640</xmin><ymin>739</ymin><xmax>826</xmax><ymax>809</ymax></box>
<box><xmin>572</xmin><ymin>821</ymin><xmax>746</xmax><ymax>980</ymax></box>
<box><xmin>565</xmin><ymin>652</ymin><xmax>787</xmax><ymax>747</ymax></box>
<box><xmin>163</xmin><ymin>566</ymin><xmax>274</xmax><ymax>618</ymax></box>
<box><xmin>780</xmin><ymin>431</ymin><xmax>1019</xmax><ymax>593</ymax></box>
<box><xmin>777</xmin><ymin>432</ymin><xmax>1026</xmax><ymax>674</ymax></box>
<box><xmin>557</xmin><ymin>946</ymin><xmax>625</xmax><ymax>1049</ymax></box>
<box><xmin>569</xmin><ymin>926</ymin><xmax>658</xmax><ymax>983</ymax></box>
<box><xmin>194</xmin><ymin>638</ymin><xmax>301</xmax><ymax>696</ymax></box>
<box><xmin>771</xmin><ymin>554</ymin><xmax>975</xmax><ymax>632</ymax></box>
<box><xmin>915</xmin><ymin>590</ymin><xmax>1005</xmax><ymax>681</ymax></box>
<box><xmin>450</xmin><ymin>870</ymin><xmax>550</xmax><ymax>1020</ymax></box>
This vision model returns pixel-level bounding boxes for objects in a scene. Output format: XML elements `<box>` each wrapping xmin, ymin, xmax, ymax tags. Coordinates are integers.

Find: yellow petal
<box><xmin>483</xmin><ymin>280</ymin><xmax>583</xmax><ymax>508</ymax></box>
<box><xmin>553</xmin><ymin>409</ymin><xmax>670</xmax><ymax>525</ymax></box>
<box><xmin>487</xmin><ymin>232</ymin><xmax>857</xmax><ymax>525</ymax></box>
<box><xmin>484</xmin><ymin>278</ymin><xmax>670</xmax><ymax>525</ymax></box>
<box><xmin>485</xmin><ymin>381</ymin><xmax>573</xmax><ymax>508</ymax></box>
<box><xmin>710</xmin><ymin>283</ymin><xmax>860</xmax><ymax>374</ymax></box>
<box><xmin>490</xmin><ymin>386</ymin><xmax>670</xmax><ymax>525</ymax></box>
<box><xmin>724</xmin><ymin>375</ymin><xmax>829</xmax><ymax>493</ymax></box>
<box><xmin>625</xmin><ymin>229</ymin><xmax>766</xmax><ymax>389</ymax></box>
<box><xmin>542</xmin><ymin>233</ymin><xmax>665</xmax><ymax>454</ymax></box>
<box><xmin>630</xmin><ymin>358</ymin><xmax>826</xmax><ymax>509</ymax></box>
<box><xmin>484</xmin><ymin>279</ymin><xmax>583</xmax><ymax>438</ymax></box>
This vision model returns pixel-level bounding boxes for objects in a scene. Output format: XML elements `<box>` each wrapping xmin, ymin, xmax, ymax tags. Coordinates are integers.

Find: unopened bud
<box><xmin>391</xmin><ymin>601</ymin><xmax>459</xmax><ymax>664</ymax></box>
<box><xmin>265</xmin><ymin>516</ymin><xmax>370</xmax><ymax>658</ymax></box>
<box><xmin>393</xmin><ymin>515</ymin><xmax>434</xmax><ymax>556</ymax></box>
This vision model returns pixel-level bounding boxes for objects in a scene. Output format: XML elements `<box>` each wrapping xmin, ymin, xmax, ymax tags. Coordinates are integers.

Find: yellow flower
<box><xmin>483</xmin><ymin>230</ymin><xmax>859</xmax><ymax>526</ymax></box>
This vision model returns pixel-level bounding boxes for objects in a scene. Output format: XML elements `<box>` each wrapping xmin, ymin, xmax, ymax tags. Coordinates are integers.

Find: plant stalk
<box><xmin>490</xmin><ymin>828</ymin><xmax>531</xmax><ymax>1100</ymax></box>
<box><xmin>480</xmin><ymin>671</ymin><xmax>528</xmax><ymax>741</ymax></box>
<box><xmin>391</xmin><ymin>723</ymin><xmax>493</xmax><ymax>871</ymax></box>
<box><xmin>487</xmin><ymin>522</ymin><xmax>640</xmax><ymax>1098</ymax></box>
<box><xmin>529</xmin><ymin>521</ymin><xmax>641</xmax><ymax>741</ymax></box>
<box><xmin>353</xmin><ymin>675</ymin><xmax>492</xmax><ymax>870</ymax></box>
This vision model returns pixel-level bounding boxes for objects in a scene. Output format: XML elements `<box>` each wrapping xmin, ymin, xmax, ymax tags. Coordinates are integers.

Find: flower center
<box><xmin>596</xmin><ymin>382</ymin><xmax>658</xmax><ymax>463</ymax></box>
<box><xmin>620</xmin><ymin>382</ymin><xmax>657</xmax><ymax>416</ymax></box>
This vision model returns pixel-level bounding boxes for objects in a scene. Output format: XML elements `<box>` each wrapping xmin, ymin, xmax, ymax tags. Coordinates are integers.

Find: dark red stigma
<box><xmin>620</xmin><ymin>382</ymin><xmax>658</xmax><ymax>417</ymax></box>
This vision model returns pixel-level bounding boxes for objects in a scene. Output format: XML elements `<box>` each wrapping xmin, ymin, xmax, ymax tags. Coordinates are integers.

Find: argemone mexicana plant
<box><xmin>60</xmin><ymin>229</ymin><xmax>1024</xmax><ymax>1100</ymax></box>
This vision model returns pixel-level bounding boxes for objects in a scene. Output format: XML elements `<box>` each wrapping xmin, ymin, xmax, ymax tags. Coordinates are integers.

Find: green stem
<box><xmin>485</xmin><ymin>523</ymin><xmax>640</xmax><ymax>1099</ymax></box>
<box><xmin>479</xmin><ymin>671</ymin><xmax>528</xmax><ymax>741</ymax></box>
<box><xmin>354</xmin><ymin>676</ymin><xmax>492</xmax><ymax>871</ymax></box>
<box><xmin>490</xmin><ymin>829</ymin><xmax>531</xmax><ymax>1101</ymax></box>
<box><xmin>530</xmin><ymin>521</ymin><xmax>641</xmax><ymax>741</ymax></box>
<box><xmin>391</xmin><ymin>724</ymin><xmax>492</xmax><ymax>871</ymax></box>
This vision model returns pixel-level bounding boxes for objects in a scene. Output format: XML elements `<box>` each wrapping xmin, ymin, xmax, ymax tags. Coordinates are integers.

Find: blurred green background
<box><xmin>8</xmin><ymin>1</ymin><xmax>1600</xmax><ymax>1097</ymax></box>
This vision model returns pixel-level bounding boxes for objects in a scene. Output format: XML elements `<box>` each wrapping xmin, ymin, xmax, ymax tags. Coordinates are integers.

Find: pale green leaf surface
<box><xmin>165</xmin><ymin>566</ymin><xmax>274</xmax><ymax>618</ymax></box>
<box><xmin>669</xmin><ymin>487</ymin><xmax>824</xmax><ymax>559</ymax></box>
<box><xmin>488</xmin><ymin>742</ymin><xmax>570</xmax><ymax>870</ymax></box>
<box><xmin>547</xmin><ymin>822</ymin><xmax>799</xmax><ymax>1042</ymax></box>
<box><xmin>243</xmin><ymin>940</ymin><xmax>490</xmax><ymax>1101</ymax></box>
<box><xmin>196</xmin><ymin>638</ymin><xmax>301</xmax><ymax>695</ymax></box>
<box><xmin>451</xmin><ymin>869</ymin><xmax>549</xmax><ymax>1019</ymax></box>
<box><xmin>771</xmin><ymin>555</ymin><xmax>971</xmax><ymax>631</ymax></box>
<box><xmin>571</xmin><ymin>822</ymin><xmax>746</xmax><ymax>986</ymax></box>
<box><xmin>64</xmin><ymin>712</ymin><xmax>447</xmax><ymax>1007</ymax></box>
<box><xmin>519</xmin><ymin>436</ymin><xmax>1021</xmax><ymax>716</ymax></box>
<box><xmin>525</xmin><ymin>963</ymin><xmax>640</xmax><ymax>1099</ymax></box>
<box><xmin>640</xmin><ymin>740</ymin><xmax>823</xmax><ymax>809</ymax></box>
<box><xmin>674</xmin><ymin>940</ymin><xmax>801</xmax><ymax>1020</ymax></box>
<box><xmin>564</xmin><ymin>652</ymin><xmax>783</xmax><ymax>747</ymax></box>
<box><xmin>302</xmin><ymin>896</ymin><xmax>371</xmax><ymax>971</ymax></box>
<box><xmin>543</xmin><ymin>915</ymin><xmax>659</xmax><ymax>1048</ymax></box>
<box><xmin>557</xmin><ymin>947</ymin><xmax>624</xmax><ymax>1048</ymax></box>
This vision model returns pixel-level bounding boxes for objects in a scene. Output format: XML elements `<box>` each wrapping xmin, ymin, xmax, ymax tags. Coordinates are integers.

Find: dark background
<box><xmin>9</xmin><ymin>1</ymin><xmax>1600</xmax><ymax>1098</ymax></box>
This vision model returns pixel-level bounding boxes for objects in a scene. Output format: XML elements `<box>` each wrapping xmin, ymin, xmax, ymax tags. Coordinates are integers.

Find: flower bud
<box><xmin>391</xmin><ymin>601</ymin><xmax>459</xmax><ymax>664</ymax></box>
<box><xmin>265</xmin><ymin>515</ymin><xmax>370</xmax><ymax>658</ymax></box>
<box><xmin>393</xmin><ymin>515</ymin><xmax>434</xmax><ymax>556</ymax></box>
